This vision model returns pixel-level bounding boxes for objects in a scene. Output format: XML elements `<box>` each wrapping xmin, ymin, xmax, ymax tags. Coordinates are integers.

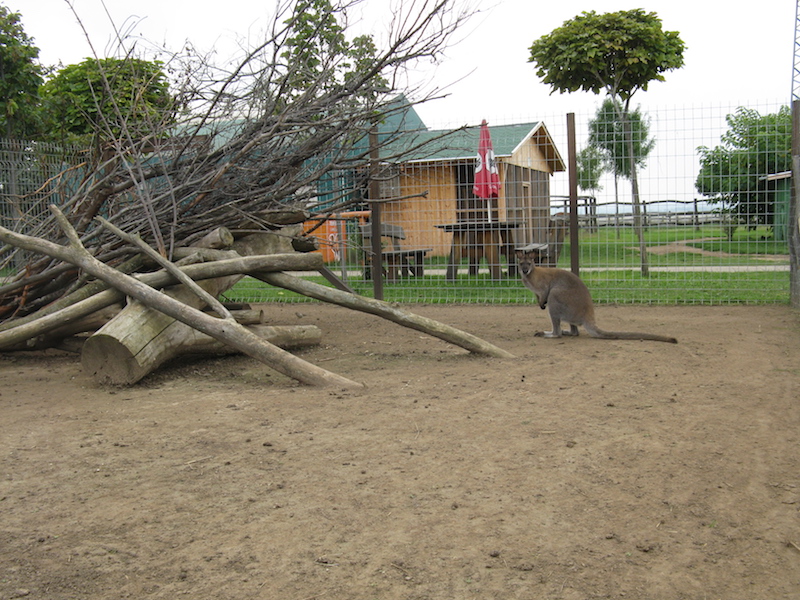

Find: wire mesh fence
<box><xmin>1</xmin><ymin>100</ymin><xmax>792</xmax><ymax>305</ymax></box>
<box><xmin>229</xmin><ymin>99</ymin><xmax>791</xmax><ymax>305</ymax></box>
<box><xmin>0</xmin><ymin>139</ymin><xmax>84</xmax><ymax>271</ymax></box>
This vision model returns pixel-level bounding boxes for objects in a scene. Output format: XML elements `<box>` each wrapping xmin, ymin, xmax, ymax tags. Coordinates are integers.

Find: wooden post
<box><xmin>566</xmin><ymin>113</ymin><xmax>580</xmax><ymax>276</ymax></box>
<box><xmin>790</xmin><ymin>100</ymin><xmax>800</xmax><ymax>307</ymax></box>
<box><xmin>369</xmin><ymin>128</ymin><xmax>384</xmax><ymax>300</ymax></box>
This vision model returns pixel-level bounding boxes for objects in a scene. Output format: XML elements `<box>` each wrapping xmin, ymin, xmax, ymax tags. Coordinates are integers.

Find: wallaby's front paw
<box><xmin>539</xmin><ymin>303</ymin><xmax>547</xmax><ymax>310</ymax></box>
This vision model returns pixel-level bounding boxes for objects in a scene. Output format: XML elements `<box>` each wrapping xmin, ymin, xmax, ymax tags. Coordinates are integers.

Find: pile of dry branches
<box><xmin>0</xmin><ymin>0</ymin><xmax>514</xmax><ymax>387</ymax></box>
<box><xmin>1</xmin><ymin>0</ymin><xmax>472</xmax><ymax>316</ymax></box>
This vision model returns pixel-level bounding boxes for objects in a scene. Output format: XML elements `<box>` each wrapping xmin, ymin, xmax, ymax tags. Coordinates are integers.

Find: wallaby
<box><xmin>516</xmin><ymin>251</ymin><xmax>677</xmax><ymax>343</ymax></box>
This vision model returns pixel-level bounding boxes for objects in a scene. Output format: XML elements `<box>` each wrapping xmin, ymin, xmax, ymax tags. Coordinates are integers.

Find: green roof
<box><xmin>379</xmin><ymin>121</ymin><xmax>547</xmax><ymax>163</ymax></box>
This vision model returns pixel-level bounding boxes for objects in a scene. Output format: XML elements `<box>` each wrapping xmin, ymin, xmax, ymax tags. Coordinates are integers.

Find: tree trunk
<box><xmin>621</xmin><ymin>108</ymin><xmax>650</xmax><ymax>277</ymax></box>
<box><xmin>79</xmin><ymin>262</ymin><xmax>249</xmax><ymax>384</ymax></box>
<box><xmin>175</xmin><ymin>324</ymin><xmax>321</xmax><ymax>354</ymax></box>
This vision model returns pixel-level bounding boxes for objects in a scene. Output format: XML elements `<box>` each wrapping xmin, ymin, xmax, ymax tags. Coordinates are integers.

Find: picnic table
<box><xmin>435</xmin><ymin>221</ymin><xmax>520</xmax><ymax>280</ymax></box>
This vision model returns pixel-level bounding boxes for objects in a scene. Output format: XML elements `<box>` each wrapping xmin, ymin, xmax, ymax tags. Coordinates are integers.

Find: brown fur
<box><xmin>516</xmin><ymin>251</ymin><xmax>677</xmax><ymax>343</ymax></box>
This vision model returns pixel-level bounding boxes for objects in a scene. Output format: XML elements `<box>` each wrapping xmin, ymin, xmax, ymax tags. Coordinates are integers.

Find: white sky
<box><xmin>5</xmin><ymin>0</ymin><xmax>794</xmax><ymax>204</ymax></box>
<box><xmin>7</xmin><ymin>0</ymin><xmax>794</xmax><ymax>127</ymax></box>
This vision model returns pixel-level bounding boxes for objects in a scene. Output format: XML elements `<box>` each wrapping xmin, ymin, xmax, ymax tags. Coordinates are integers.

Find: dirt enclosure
<box><xmin>1</xmin><ymin>302</ymin><xmax>799</xmax><ymax>600</ymax></box>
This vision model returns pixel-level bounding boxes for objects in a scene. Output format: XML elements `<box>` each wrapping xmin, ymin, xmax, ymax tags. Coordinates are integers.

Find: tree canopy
<box><xmin>528</xmin><ymin>9</ymin><xmax>685</xmax><ymax>104</ymax></box>
<box><xmin>0</xmin><ymin>5</ymin><xmax>45</xmax><ymax>138</ymax></box>
<box><xmin>39</xmin><ymin>57</ymin><xmax>173</xmax><ymax>146</ymax></box>
<box><xmin>695</xmin><ymin>106</ymin><xmax>791</xmax><ymax>225</ymax></box>
<box><xmin>576</xmin><ymin>145</ymin><xmax>604</xmax><ymax>194</ymax></box>
<box><xmin>588</xmin><ymin>98</ymin><xmax>655</xmax><ymax>181</ymax></box>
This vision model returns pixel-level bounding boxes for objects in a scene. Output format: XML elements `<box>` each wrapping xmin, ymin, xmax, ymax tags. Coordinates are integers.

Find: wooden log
<box><xmin>2</xmin><ymin>305</ymin><xmax>123</xmax><ymax>351</ymax></box>
<box><xmin>79</xmin><ymin>230</ymin><xmax>331</xmax><ymax>385</ymax></box>
<box><xmin>0</xmin><ymin>255</ymin><xmax>145</xmax><ymax>334</ymax></box>
<box><xmin>182</xmin><ymin>324</ymin><xmax>322</xmax><ymax>354</ymax></box>
<box><xmin>82</xmin><ymin>323</ymin><xmax>322</xmax><ymax>384</ymax></box>
<box><xmin>2</xmin><ymin>214</ymin><xmax>359</xmax><ymax>387</ymax></box>
<box><xmin>254</xmin><ymin>271</ymin><xmax>516</xmax><ymax>359</ymax></box>
<box><xmin>221</xmin><ymin>309</ymin><xmax>265</xmax><ymax>325</ymax></box>
<box><xmin>194</xmin><ymin>226</ymin><xmax>234</xmax><ymax>249</ymax></box>
<box><xmin>3</xmin><ymin>308</ymin><xmax>264</xmax><ymax>352</ymax></box>
<box><xmin>78</xmin><ymin>266</ymin><xmax>250</xmax><ymax>385</ymax></box>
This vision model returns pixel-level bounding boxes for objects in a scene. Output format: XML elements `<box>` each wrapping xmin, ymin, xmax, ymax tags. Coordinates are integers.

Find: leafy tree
<box><xmin>529</xmin><ymin>9</ymin><xmax>684</xmax><ymax>275</ymax></box>
<box><xmin>282</xmin><ymin>0</ymin><xmax>348</xmax><ymax>92</ymax></box>
<box><xmin>576</xmin><ymin>145</ymin><xmax>604</xmax><ymax>194</ymax></box>
<box><xmin>0</xmin><ymin>5</ymin><xmax>45</xmax><ymax>138</ymax></box>
<box><xmin>576</xmin><ymin>144</ymin><xmax>604</xmax><ymax>232</ymax></box>
<box><xmin>587</xmin><ymin>98</ymin><xmax>655</xmax><ymax>234</ymax></box>
<box><xmin>588</xmin><ymin>98</ymin><xmax>654</xmax><ymax>183</ymax></box>
<box><xmin>279</xmin><ymin>0</ymin><xmax>386</xmax><ymax>107</ymax></box>
<box><xmin>39</xmin><ymin>58</ymin><xmax>173</xmax><ymax>146</ymax></box>
<box><xmin>696</xmin><ymin>106</ymin><xmax>791</xmax><ymax>229</ymax></box>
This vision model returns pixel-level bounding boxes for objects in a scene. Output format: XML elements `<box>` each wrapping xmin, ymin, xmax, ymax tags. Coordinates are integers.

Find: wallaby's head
<box><xmin>515</xmin><ymin>251</ymin><xmax>536</xmax><ymax>276</ymax></box>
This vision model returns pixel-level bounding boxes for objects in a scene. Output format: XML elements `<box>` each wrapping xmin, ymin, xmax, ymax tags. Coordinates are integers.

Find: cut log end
<box><xmin>81</xmin><ymin>324</ymin><xmax>326</xmax><ymax>386</ymax></box>
<box><xmin>81</xmin><ymin>333</ymin><xmax>146</xmax><ymax>386</ymax></box>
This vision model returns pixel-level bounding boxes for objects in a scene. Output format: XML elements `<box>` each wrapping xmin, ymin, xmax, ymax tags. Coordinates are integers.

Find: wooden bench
<box><xmin>360</xmin><ymin>224</ymin><xmax>432</xmax><ymax>281</ymax></box>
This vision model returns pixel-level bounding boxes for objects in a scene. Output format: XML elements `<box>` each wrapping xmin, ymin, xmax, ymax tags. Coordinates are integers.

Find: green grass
<box><xmin>221</xmin><ymin>224</ymin><xmax>791</xmax><ymax>305</ymax></box>
<box><xmin>224</xmin><ymin>269</ymin><xmax>790</xmax><ymax>305</ymax></box>
<box><xmin>560</xmin><ymin>225</ymin><xmax>790</xmax><ymax>269</ymax></box>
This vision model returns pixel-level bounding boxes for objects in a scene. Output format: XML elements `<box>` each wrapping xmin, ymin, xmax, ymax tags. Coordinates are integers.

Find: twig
<box><xmin>295</xmin><ymin>592</ymin><xmax>327</xmax><ymax>600</ymax></box>
<box><xmin>390</xmin><ymin>562</ymin><xmax>411</xmax><ymax>576</ymax></box>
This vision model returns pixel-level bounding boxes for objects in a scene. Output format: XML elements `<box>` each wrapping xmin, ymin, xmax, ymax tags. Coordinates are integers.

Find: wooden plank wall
<box><xmin>381</xmin><ymin>163</ymin><xmax>457</xmax><ymax>257</ymax></box>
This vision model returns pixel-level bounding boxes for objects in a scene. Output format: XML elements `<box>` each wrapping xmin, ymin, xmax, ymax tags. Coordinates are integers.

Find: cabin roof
<box><xmin>379</xmin><ymin>120</ymin><xmax>566</xmax><ymax>172</ymax></box>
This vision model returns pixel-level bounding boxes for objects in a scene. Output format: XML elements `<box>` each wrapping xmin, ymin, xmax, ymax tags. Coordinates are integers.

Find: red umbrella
<box><xmin>473</xmin><ymin>119</ymin><xmax>501</xmax><ymax>221</ymax></box>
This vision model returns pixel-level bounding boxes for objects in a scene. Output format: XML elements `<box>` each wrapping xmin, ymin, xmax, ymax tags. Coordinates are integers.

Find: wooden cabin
<box><xmin>304</xmin><ymin>101</ymin><xmax>566</xmax><ymax>264</ymax></box>
<box><xmin>375</xmin><ymin>120</ymin><xmax>567</xmax><ymax>256</ymax></box>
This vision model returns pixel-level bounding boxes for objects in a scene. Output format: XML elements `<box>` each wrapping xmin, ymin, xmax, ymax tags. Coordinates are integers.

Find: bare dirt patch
<box><xmin>646</xmin><ymin>240</ymin><xmax>790</xmax><ymax>262</ymax></box>
<box><xmin>2</xmin><ymin>303</ymin><xmax>799</xmax><ymax>599</ymax></box>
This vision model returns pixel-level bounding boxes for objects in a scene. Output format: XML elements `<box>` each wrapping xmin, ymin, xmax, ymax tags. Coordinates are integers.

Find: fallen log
<box><xmin>187</xmin><ymin>324</ymin><xmax>321</xmax><ymax>353</ymax></box>
<box><xmin>82</xmin><ymin>323</ymin><xmax>322</xmax><ymax>385</ymax></box>
<box><xmin>3</xmin><ymin>308</ymin><xmax>264</xmax><ymax>352</ymax></box>
<box><xmin>0</xmin><ymin>255</ymin><xmax>145</xmax><ymax>333</ymax></box>
<box><xmin>2</xmin><ymin>305</ymin><xmax>123</xmax><ymax>351</ymax></box>
<box><xmin>78</xmin><ymin>264</ymin><xmax>262</xmax><ymax>384</ymax></box>
<box><xmin>77</xmin><ymin>227</ymin><xmax>324</xmax><ymax>386</ymax></box>
<box><xmin>254</xmin><ymin>271</ymin><xmax>516</xmax><ymax>359</ymax></box>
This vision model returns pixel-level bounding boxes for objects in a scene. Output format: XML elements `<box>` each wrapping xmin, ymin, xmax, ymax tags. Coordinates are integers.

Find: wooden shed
<box><xmin>375</xmin><ymin>118</ymin><xmax>567</xmax><ymax>257</ymax></box>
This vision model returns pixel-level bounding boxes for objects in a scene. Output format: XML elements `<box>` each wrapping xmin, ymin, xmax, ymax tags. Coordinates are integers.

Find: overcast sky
<box><xmin>7</xmin><ymin>0</ymin><xmax>794</xmax><ymax>128</ymax></box>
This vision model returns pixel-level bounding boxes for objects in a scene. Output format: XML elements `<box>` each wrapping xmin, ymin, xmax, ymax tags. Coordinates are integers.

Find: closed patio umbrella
<box><xmin>473</xmin><ymin>119</ymin><xmax>501</xmax><ymax>222</ymax></box>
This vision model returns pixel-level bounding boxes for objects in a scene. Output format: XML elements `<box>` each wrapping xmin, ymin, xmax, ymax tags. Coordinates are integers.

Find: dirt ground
<box><xmin>1</xmin><ymin>302</ymin><xmax>799</xmax><ymax>600</ymax></box>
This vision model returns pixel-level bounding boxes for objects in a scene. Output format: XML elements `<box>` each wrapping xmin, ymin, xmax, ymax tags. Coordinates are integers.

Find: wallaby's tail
<box><xmin>585</xmin><ymin>325</ymin><xmax>677</xmax><ymax>344</ymax></box>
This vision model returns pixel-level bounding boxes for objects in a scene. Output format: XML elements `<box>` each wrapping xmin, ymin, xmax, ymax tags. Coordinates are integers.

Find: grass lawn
<box><xmin>222</xmin><ymin>225</ymin><xmax>790</xmax><ymax>305</ymax></box>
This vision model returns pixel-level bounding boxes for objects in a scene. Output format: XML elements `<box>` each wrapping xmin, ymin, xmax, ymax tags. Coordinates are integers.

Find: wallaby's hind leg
<box><xmin>535</xmin><ymin>318</ymin><xmax>579</xmax><ymax>339</ymax></box>
<box><xmin>535</xmin><ymin>311</ymin><xmax>564</xmax><ymax>338</ymax></box>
